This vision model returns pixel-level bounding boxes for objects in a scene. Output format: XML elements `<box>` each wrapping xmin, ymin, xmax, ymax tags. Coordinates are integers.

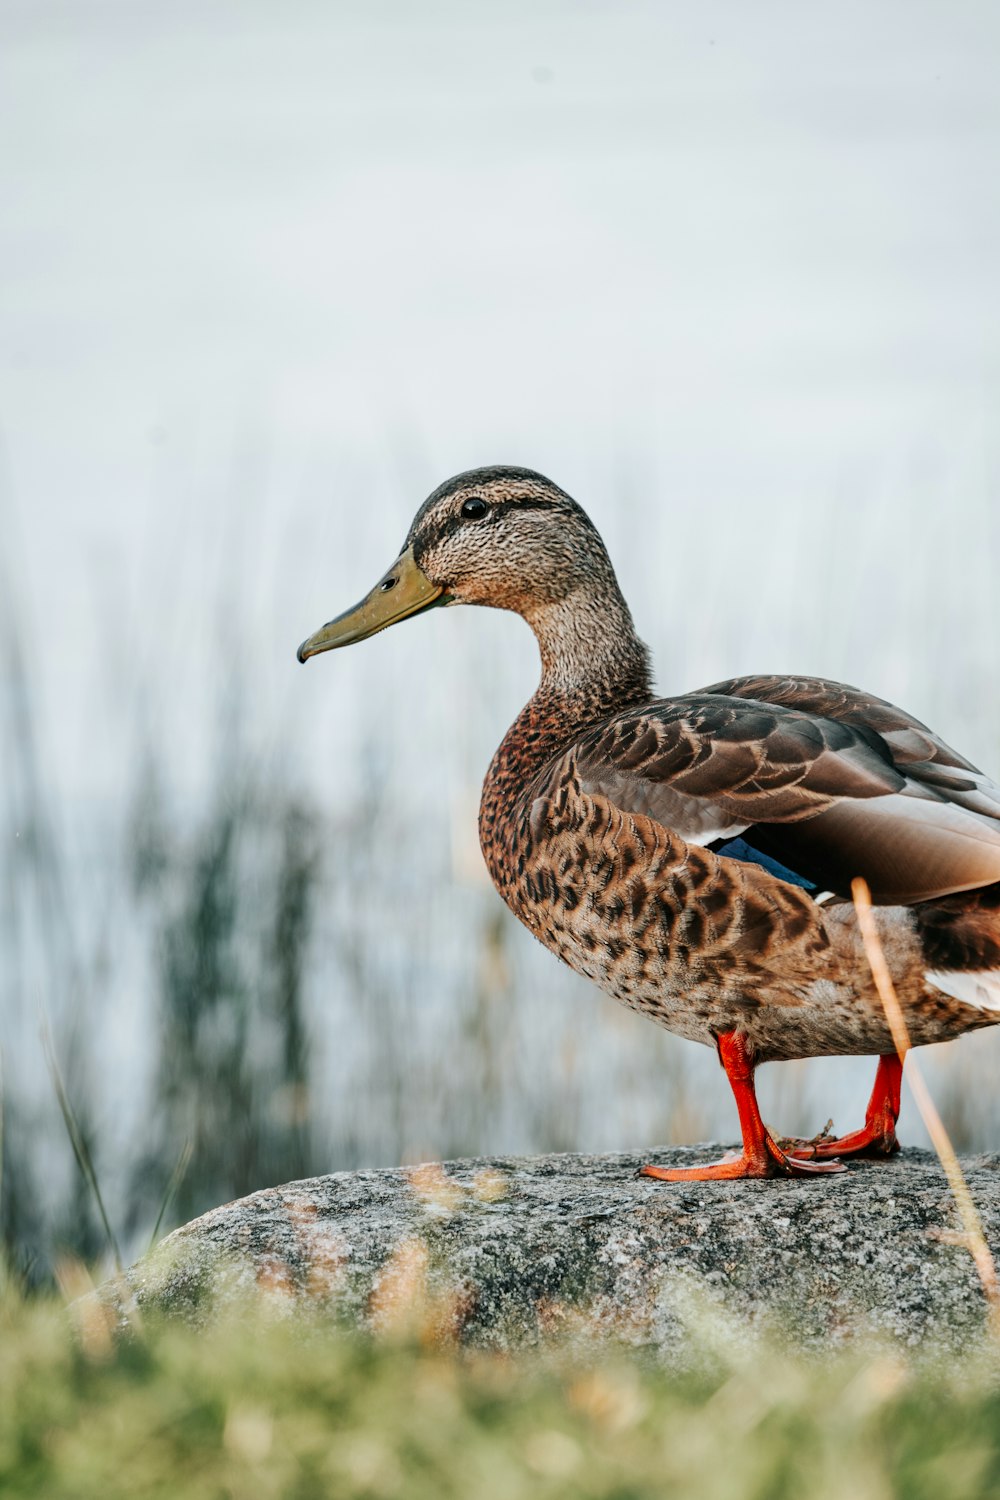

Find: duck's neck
<box><xmin>526</xmin><ymin>587</ymin><xmax>652</xmax><ymax>707</ymax></box>
<box><xmin>482</xmin><ymin>585</ymin><xmax>654</xmax><ymax>819</ymax></box>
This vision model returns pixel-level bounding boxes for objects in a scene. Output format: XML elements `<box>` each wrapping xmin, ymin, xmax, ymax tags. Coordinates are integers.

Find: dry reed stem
<box><xmin>851</xmin><ymin>877</ymin><xmax>1000</xmax><ymax>1336</ymax></box>
<box><xmin>54</xmin><ymin>1257</ymin><xmax>118</xmax><ymax>1361</ymax></box>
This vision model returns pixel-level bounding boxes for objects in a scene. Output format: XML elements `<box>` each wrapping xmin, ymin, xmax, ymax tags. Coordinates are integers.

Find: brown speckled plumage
<box><xmin>301</xmin><ymin>465</ymin><xmax>1000</xmax><ymax>1177</ymax></box>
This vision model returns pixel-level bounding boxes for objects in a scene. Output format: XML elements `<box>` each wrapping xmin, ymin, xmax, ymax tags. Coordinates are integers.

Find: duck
<box><xmin>298</xmin><ymin>466</ymin><xmax>1000</xmax><ymax>1181</ymax></box>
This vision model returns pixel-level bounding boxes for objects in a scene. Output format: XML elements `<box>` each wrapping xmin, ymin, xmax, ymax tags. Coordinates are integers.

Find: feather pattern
<box><xmin>571</xmin><ymin>689</ymin><xmax>1000</xmax><ymax>905</ymax></box>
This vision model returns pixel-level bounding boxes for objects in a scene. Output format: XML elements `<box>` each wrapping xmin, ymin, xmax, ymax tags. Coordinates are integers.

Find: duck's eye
<box><xmin>460</xmin><ymin>496</ymin><xmax>489</xmax><ymax>520</ymax></box>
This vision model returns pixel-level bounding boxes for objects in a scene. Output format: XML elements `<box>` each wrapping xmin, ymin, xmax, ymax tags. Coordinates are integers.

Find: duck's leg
<box><xmin>785</xmin><ymin>1053</ymin><xmax>903</xmax><ymax>1161</ymax></box>
<box><xmin>640</xmin><ymin>1031</ymin><xmax>847</xmax><ymax>1181</ymax></box>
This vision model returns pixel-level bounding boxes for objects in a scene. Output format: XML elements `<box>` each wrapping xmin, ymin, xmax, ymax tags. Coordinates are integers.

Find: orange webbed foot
<box><xmin>642</xmin><ymin>1031</ymin><xmax>852</xmax><ymax>1183</ymax></box>
<box><xmin>784</xmin><ymin>1123</ymin><xmax>899</xmax><ymax>1161</ymax></box>
<box><xmin>640</xmin><ymin>1137</ymin><xmax>846</xmax><ymax>1182</ymax></box>
<box><xmin>641</xmin><ymin>1044</ymin><xmax>903</xmax><ymax>1181</ymax></box>
<box><xmin>783</xmin><ymin>1054</ymin><xmax>903</xmax><ymax>1162</ymax></box>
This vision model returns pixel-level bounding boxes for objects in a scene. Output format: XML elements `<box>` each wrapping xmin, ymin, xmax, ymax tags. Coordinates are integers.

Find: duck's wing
<box><xmin>571</xmin><ymin>689</ymin><xmax>1000</xmax><ymax>905</ymax></box>
<box><xmin>705</xmin><ymin>674</ymin><xmax>1000</xmax><ymax>822</ymax></box>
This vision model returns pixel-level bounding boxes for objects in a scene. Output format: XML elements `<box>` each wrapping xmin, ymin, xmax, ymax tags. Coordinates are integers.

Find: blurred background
<box><xmin>2</xmin><ymin>0</ymin><xmax>999</xmax><ymax>1281</ymax></box>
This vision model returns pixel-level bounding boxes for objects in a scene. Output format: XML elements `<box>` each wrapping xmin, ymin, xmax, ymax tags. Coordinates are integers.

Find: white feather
<box><xmin>925</xmin><ymin>969</ymin><xmax>1000</xmax><ymax>1013</ymax></box>
<box><xmin>685</xmin><ymin>824</ymin><xmax>751</xmax><ymax>849</ymax></box>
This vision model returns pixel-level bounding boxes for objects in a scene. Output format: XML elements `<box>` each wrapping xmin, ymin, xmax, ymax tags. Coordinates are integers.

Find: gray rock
<box><xmin>102</xmin><ymin>1147</ymin><xmax>1000</xmax><ymax>1356</ymax></box>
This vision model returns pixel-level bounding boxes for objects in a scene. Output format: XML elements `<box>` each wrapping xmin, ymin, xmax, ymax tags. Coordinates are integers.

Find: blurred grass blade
<box><xmin>148</xmin><ymin>1138</ymin><xmax>194</xmax><ymax>1253</ymax></box>
<box><xmin>41</xmin><ymin>1023</ymin><xmax>123</xmax><ymax>1275</ymax></box>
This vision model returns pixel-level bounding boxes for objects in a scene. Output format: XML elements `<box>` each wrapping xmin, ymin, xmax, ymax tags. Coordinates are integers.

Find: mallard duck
<box><xmin>298</xmin><ymin>466</ymin><xmax>1000</xmax><ymax>1181</ymax></box>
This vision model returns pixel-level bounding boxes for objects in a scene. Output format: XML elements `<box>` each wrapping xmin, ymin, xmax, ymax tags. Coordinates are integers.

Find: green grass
<box><xmin>3</xmin><ymin>1266</ymin><xmax>1000</xmax><ymax>1500</ymax></box>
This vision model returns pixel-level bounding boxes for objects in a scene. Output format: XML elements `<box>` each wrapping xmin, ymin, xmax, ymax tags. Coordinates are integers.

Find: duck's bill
<box><xmin>297</xmin><ymin>546</ymin><xmax>448</xmax><ymax>662</ymax></box>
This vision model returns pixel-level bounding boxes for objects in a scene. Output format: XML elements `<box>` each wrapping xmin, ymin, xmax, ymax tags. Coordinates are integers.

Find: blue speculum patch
<box><xmin>711</xmin><ymin>836</ymin><xmax>818</xmax><ymax>892</ymax></box>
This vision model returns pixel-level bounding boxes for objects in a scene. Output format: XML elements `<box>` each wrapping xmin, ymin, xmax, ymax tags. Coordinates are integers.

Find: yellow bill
<box><xmin>297</xmin><ymin>546</ymin><xmax>447</xmax><ymax>662</ymax></box>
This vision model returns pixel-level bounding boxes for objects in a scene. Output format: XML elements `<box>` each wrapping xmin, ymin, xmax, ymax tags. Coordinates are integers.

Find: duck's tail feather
<box><xmin>915</xmin><ymin>880</ymin><xmax>1000</xmax><ymax>969</ymax></box>
<box><xmin>924</xmin><ymin>968</ymin><xmax>1000</xmax><ymax>1013</ymax></box>
<box><xmin>916</xmin><ymin>880</ymin><xmax>1000</xmax><ymax>1013</ymax></box>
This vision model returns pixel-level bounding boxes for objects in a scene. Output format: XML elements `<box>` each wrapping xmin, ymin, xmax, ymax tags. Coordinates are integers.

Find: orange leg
<box><xmin>640</xmin><ymin>1032</ymin><xmax>846</xmax><ymax>1182</ymax></box>
<box><xmin>786</xmin><ymin>1053</ymin><xmax>903</xmax><ymax>1161</ymax></box>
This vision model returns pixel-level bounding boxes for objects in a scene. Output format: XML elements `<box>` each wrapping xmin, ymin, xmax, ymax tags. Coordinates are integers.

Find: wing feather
<box><xmin>572</xmin><ymin>684</ymin><xmax>1000</xmax><ymax>905</ymax></box>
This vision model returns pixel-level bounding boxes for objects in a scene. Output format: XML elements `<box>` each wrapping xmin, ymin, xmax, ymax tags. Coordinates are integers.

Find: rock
<box><xmin>101</xmin><ymin>1148</ymin><xmax>1000</xmax><ymax>1355</ymax></box>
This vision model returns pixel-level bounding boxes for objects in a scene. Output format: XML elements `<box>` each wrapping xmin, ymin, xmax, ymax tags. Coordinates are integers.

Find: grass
<box><xmin>2</xmin><ymin>1266</ymin><xmax>1000</xmax><ymax>1500</ymax></box>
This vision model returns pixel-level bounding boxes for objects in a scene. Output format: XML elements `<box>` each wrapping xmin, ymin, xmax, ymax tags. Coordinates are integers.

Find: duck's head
<box><xmin>297</xmin><ymin>465</ymin><xmax>620</xmax><ymax>662</ymax></box>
